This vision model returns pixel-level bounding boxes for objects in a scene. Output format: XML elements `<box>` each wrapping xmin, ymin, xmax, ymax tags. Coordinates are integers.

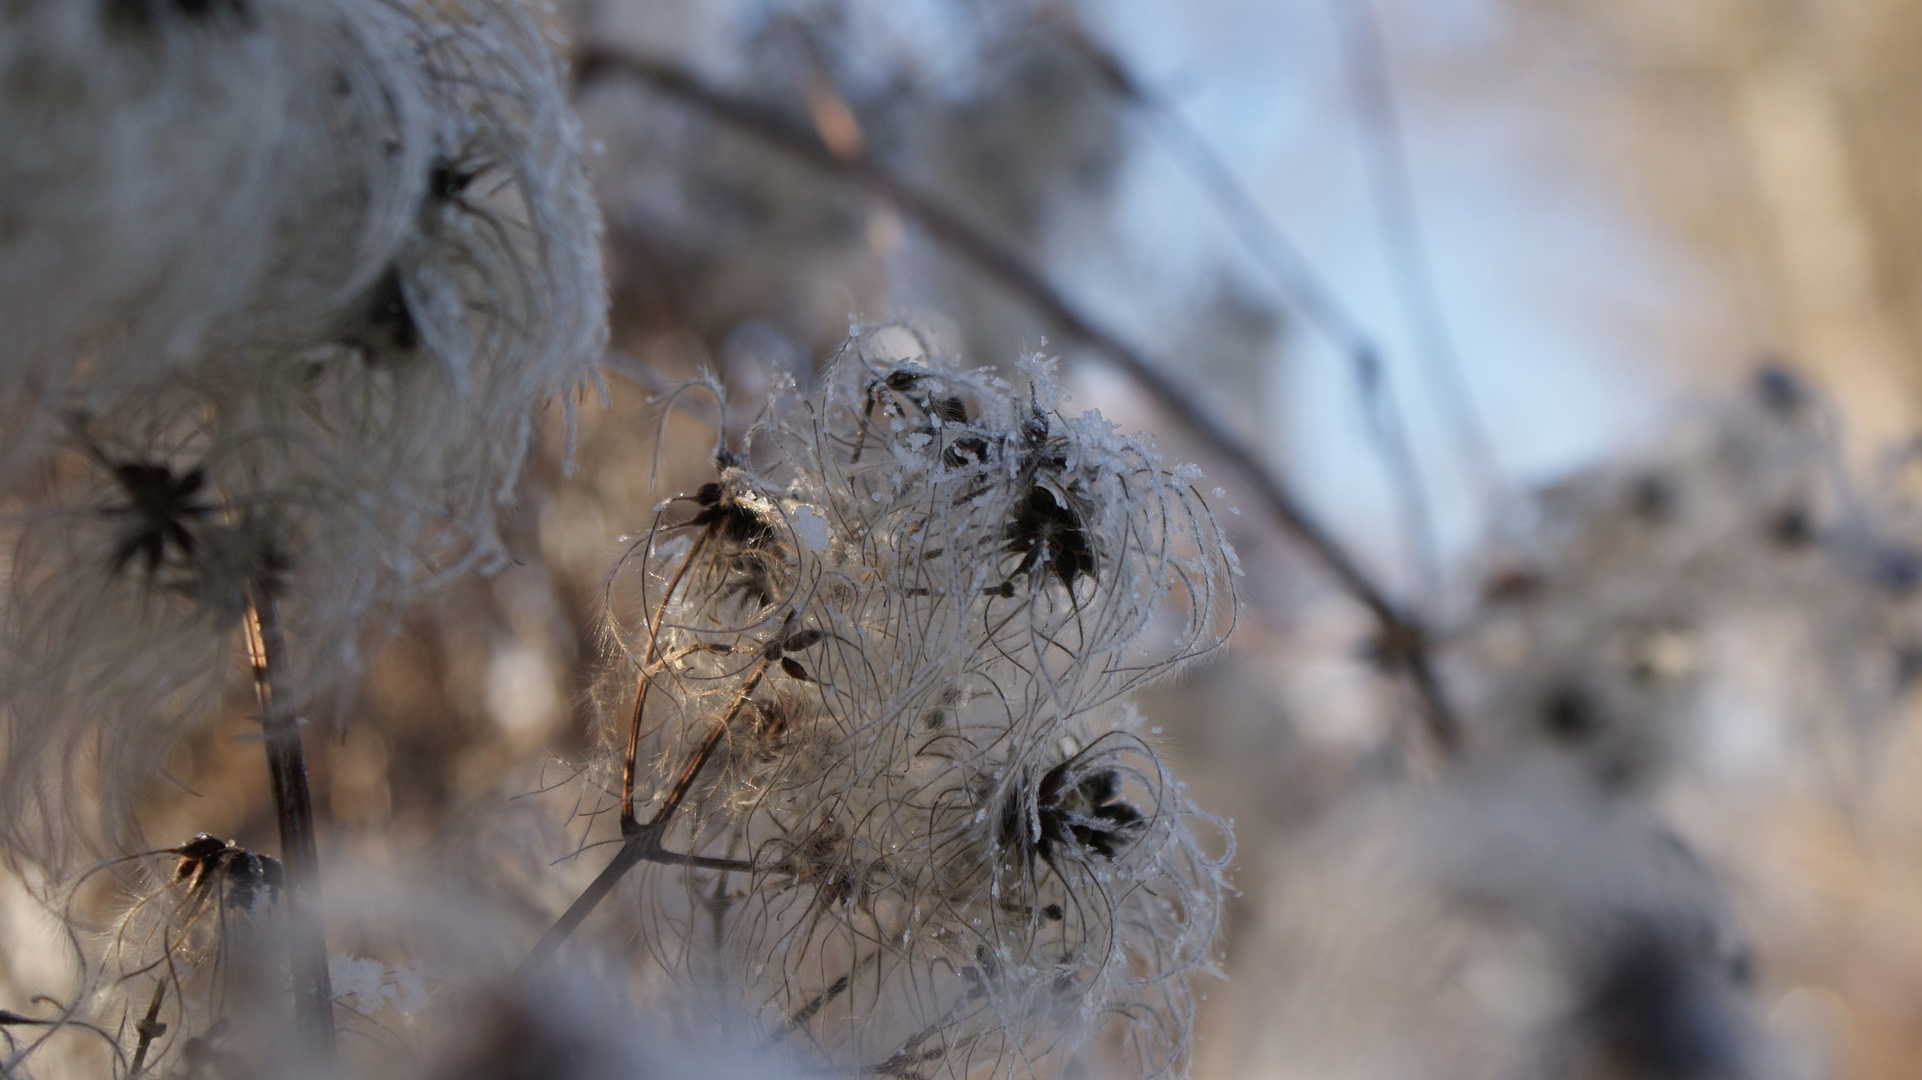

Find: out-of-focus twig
<box><xmin>573</xmin><ymin>48</ymin><xmax>1463</xmax><ymax>756</ymax></box>
<box><xmin>1044</xmin><ymin>8</ymin><xmax>1444</xmax><ymax>597</ymax></box>
<box><xmin>1326</xmin><ymin>0</ymin><xmax>1503</xmax><ymax>503</ymax></box>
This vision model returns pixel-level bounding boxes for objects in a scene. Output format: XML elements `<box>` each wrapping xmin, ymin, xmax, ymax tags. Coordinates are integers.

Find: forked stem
<box><xmin>242</xmin><ymin>585</ymin><xmax>336</xmax><ymax>1058</ymax></box>
<box><xmin>129</xmin><ymin>979</ymin><xmax>166</xmax><ymax>1073</ymax></box>
<box><xmin>519</xmin><ymin>659</ymin><xmax>770</xmax><ymax>977</ymax></box>
<box><xmin>622</xmin><ymin>529</ymin><xmax>711</xmax><ymax>832</ymax></box>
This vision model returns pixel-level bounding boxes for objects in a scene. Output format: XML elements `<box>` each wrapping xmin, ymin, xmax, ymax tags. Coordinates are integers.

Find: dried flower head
<box><xmin>78</xmin><ymin>834</ymin><xmax>289</xmax><ymax>1078</ymax></box>
<box><xmin>0</xmin><ymin>0</ymin><xmax>607</xmax><ymax>869</ymax></box>
<box><xmin>590</xmin><ymin>329</ymin><xmax>1234</xmax><ymax>1078</ymax></box>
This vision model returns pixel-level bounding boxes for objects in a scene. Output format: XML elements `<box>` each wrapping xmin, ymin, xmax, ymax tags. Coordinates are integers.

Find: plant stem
<box><xmin>622</xmin><ymin>530</ymin><xmax>711</xmax><ymax>832</ymax></box>
<box><xmin>242</xmin><ymin>585</ymin><xmax>336</xmax><ymax>1059</ymax></box>
<box><xmin>129</xmin><ymin>980</ymin><xmax>166</xmax><ymax>1073</ymax></box>
<box><xmin>519</xmin><ymin>661</ymin><xmax>769</xmax><ymax>976</ymax></box>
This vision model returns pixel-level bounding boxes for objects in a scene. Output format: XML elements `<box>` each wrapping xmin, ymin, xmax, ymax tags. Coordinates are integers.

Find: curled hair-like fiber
<box><xmin>595</xmin><ymin>330</ymin><xmax>1234</xmax><ymax>1078</ymax></box>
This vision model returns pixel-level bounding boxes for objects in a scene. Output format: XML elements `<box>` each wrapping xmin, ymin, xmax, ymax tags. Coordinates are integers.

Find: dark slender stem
<box><xmin>1075</xmin><ymin>33</ymin><xmax>1456</xmax><ymax>604</ymax></box>
<box><xmin>242</xmin><ymin>586</ymin><xmax>336</xmax><ymax>1058</ymax></box>
<box><xmin>777</xmin><ymin>971</ymin><xmax>851</xmax><ymax>1035</ymax></box>
<box><xmin>516</xmin><ymin>829</ymin><xmax>653</xmax><ymax>979</ymax></box>
<box><xmin>763</xmin><ymin>950</ymin><xmax>880</xmax><ymax>1049</ymax></box>
<box><xmin>1103</xmin><ymin>81</ymin><xmax>1447</xmax><ymax>596</ymax></box>
<box><xmin>623</xmin><ymin>530</ymin><xmax>711</xmax><ymax>832</ymax></box>
<box><xmin>573</xmin><ymin>49</ymin><xmax>1463</xmax><ymax>755</ymax></box>
<box><xmin>649</xmin><ymin>663</ymin><xmax>762</xmax><ymax>823</ymax></box>
<box><xmin>128</xmin><ymin>981</ymin><xmax>166</xmax><ymax>1074</ymax></box>
<box><xmin>519</xmin><ymin>661</ymin><xmax>770</xmax><ymax>976</ymax></box>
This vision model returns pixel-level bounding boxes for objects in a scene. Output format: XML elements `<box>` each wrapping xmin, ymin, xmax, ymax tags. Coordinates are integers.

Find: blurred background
<box><xmin>12</xmin><ymin>0</ymin><xmax>1922</xmax><ymax>1077</ymax></box>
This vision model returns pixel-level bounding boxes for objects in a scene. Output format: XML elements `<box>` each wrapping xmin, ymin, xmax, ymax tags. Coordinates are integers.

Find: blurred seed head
<box><xmin>1456</xmin><ymin>365</ymin><xmax>1922</xmax><ymax>787</ymax></box>
<box><xmin>1221</xmin><ymin>752</ymin><xmax>1762</xmax><ymax>1080</ymax></box>
<box><xmin>0</xmin><ymin>0</ymin><xmax>608</xmax><ymax>872</ymax></box>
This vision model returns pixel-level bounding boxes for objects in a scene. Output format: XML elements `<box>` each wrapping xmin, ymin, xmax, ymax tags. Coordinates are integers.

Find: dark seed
<box><xmin>1543</xmin><ymin>684</ymin><xmax>1603</xmax><ymax>742</ymax></box>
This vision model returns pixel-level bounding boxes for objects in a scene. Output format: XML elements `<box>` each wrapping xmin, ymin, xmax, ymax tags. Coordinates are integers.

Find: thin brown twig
<box><xmin>573</xmin><ymin>48</ymin><xmax>1463</xmax><ymax>755</ymax></box>
<box><xmin>242</xmin><ymin>586</ymin><xmax>336</xmax><ymax>1058</ymax></box>
<box><xmin>622</xmin><ymin>530</ymin><xmax>712</xmax><ymax>833</ymax></box>
<box><xmin>517</xmin><ymin>657</ymin><xmax>770</xmax><ymax>977</ymax></box>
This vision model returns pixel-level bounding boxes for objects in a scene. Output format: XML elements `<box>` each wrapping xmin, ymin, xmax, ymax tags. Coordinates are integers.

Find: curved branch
<box><xmin>573</xmin><ymin>48</ymin><xmax>1461</xmax><ymax>755</ymax></box>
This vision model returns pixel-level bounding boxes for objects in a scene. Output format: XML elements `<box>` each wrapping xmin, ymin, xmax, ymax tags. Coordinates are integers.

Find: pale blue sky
<box><xmin>1069</xmin><ymin>0</ymin><xmax>1693</xmax><ymax>582</ymax></box>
